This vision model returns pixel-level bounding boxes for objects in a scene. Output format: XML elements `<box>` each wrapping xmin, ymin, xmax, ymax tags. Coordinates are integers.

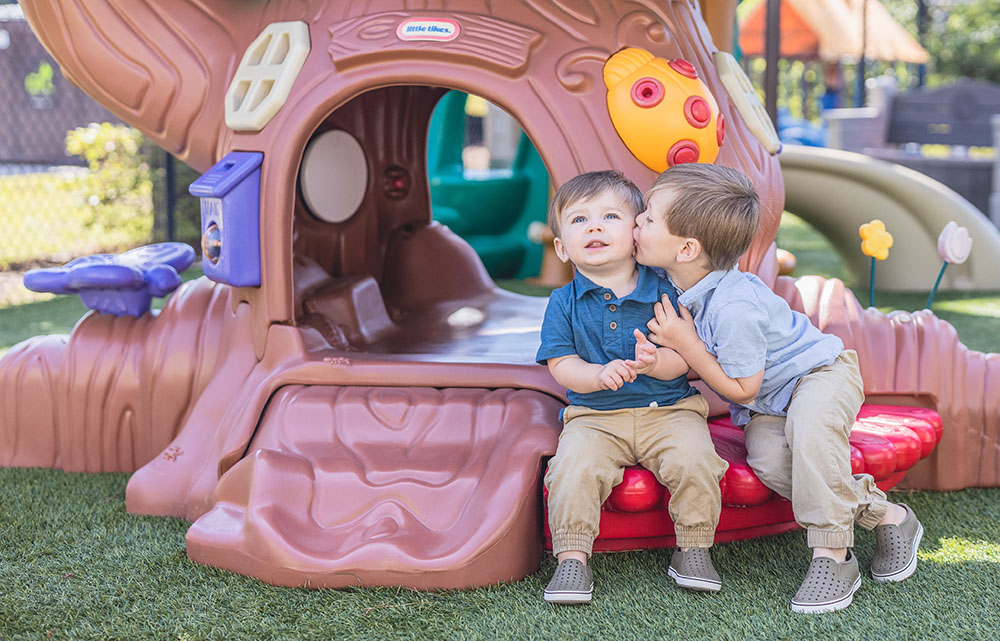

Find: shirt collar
<box><xmin>676</xmin><ymin>269</ymin><xmax>731</xmax><ymax>313</ymax></box>
<box><xmin>572</xmin><ymin>264</ymin><xmax>660</xmax><ymax>303</ymax></box>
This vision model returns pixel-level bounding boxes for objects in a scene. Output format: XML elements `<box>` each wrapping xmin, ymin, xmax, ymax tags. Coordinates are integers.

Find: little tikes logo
<box><xmin>396</xmin><ymin>18</ymin><xmax>460</xmax><ymax>42</ymax></box>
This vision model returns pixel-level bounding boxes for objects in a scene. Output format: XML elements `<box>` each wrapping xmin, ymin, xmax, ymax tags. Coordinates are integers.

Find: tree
<box><xmin>882</xmin><ymin>0</ymin><xmax>1000</xmax><ymax>85</ymax></box>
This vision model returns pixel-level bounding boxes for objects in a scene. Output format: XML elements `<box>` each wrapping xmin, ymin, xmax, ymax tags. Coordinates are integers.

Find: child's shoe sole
<box><xmin>668</xmin><ymin>566</ymin><xmax>722</xmax><ymax>592</ymax></box>
<box><xmin>543</xmin><ymin>589</ymin><xmax>593</xmax><ymax>604</ymax></box>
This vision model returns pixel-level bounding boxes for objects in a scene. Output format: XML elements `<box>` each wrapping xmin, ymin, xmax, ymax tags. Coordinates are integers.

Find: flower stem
<box><xmin>925</xmin><ymin>262</ymin><xmax>948</xmax><ymax>309</ymax></box>
<box><xmin>869</xmin><ymin>257</ymin><xmax>876</xmax><ymax>308</ymax></box>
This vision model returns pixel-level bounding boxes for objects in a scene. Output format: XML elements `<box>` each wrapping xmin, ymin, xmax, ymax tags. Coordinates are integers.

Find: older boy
<box><xmin>633</xmin><ymin>163</ymin><xmax>922</xmax><ymax>614</ymax></box>
<box><xmin>537</xmin><ymin>170</ymin><xmax>728</xmax><ymax>604</ymax></box>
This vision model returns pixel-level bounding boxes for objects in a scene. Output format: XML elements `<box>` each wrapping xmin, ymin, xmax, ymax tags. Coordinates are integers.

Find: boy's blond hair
<box><xmin>548</xmin><ymin>170</ymin><xmax>645</xmax><ymax>238</ymax></box>
<box><xmin>646</xmin><ymin>164</ymin><xmax>760</xmax><ymax>271</ymax></box>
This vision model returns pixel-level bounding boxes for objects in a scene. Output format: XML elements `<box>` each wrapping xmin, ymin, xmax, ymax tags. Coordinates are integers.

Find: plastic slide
<box><xmin>779</xmin><ymin>145</ymin><xmax>1000</xmax><ymax>291</ymax></box>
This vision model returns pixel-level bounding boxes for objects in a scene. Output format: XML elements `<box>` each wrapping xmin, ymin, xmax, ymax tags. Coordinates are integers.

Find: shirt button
<box><xmin>609</xmin><ymin>304</ymin><xmax>617</xmax><ymax>312</ymax></box>
<box><xmin>609</xmin><ymin>321</ymin><xmax>618</xmax><ymax>330</ymax></box>
<box><xmin>649</xmin><ymin>401</ymin><xmax>658</xmax><ymax>408</ymax></box>
<box><xmin>603</xmin><ymin>292</ymin><xmax>612</xmax><ymax>301</ymax></box>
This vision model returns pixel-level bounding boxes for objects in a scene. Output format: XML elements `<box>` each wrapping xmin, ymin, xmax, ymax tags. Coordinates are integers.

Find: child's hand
<box><xmin>597</xmin><ymin>359</ymin><xmax>637</xmax><ymax>391</ymax></box>
<box><xmin>625</xmin><ymin>329</ymin><xmax>658</xmax><ymax>375</ymax></box>
<box><xmin>647</xmin><ymin>295</ymin><xmax>701</xmax><ymax>354</ymax></box>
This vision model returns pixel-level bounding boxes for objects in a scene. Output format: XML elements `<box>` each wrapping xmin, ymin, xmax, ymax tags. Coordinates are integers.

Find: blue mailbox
<box><xmin>189</xmin><ymin>151</ymin><xmax>264</xmax><ymax>287</ymax></box>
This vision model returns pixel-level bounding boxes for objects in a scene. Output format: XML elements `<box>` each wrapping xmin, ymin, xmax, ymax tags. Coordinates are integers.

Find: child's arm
<box><xmin>625</xmin><ymin>329</ymin><xmax>690</xmax><ymax>380</ymax></box>
<box><xmin>646</xmin><ymin>296</ymin><xmax>763</xmax><ymax>404</ymax></box>
<box><xmin>547</xmin><ymin>355</ymin><xmax>638</xmax><ymax>393</ymax></box>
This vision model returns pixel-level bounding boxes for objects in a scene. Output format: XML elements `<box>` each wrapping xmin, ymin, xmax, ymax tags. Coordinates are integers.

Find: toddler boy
<box><xmin>537</xmin><ymin>170</ymin><xmax>728</xmax><ymax>604</ymax></box>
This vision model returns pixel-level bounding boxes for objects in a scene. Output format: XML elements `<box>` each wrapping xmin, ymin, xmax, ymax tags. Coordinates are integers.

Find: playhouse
<box><xmin>2</xmin><ymin>0</ymin><xmax>997</xmax><ymax>590</ymax></box>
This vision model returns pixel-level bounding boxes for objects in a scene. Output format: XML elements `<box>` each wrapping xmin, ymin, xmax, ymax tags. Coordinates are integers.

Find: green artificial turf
<box><xmin>0</xmin><ymin>467</ymin><xmax>997</xmax><ymax>640</ymax></box>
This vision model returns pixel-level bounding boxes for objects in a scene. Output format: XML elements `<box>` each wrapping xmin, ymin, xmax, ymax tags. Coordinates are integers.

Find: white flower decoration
<box><xmin>937</xmin><ymin>221</ymin><xmax>973</xmax><ymax>264</ymax></box>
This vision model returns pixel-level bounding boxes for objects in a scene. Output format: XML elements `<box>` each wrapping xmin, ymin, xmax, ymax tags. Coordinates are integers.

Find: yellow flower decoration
<box><xmin>859</xmin><ymin>219</ymin><xmax>893</xmax><ymax>261</ymax></box>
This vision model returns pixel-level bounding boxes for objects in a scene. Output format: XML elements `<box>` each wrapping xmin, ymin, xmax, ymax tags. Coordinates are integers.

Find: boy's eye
<box><xmin>571</xmin><ymin>215</ymin><xmax>586</xmax><ymax>224</ymax></box>
<box><xmin>604</xmin><ymin>212</ymin><xmax>620</xmax><ymax>220</ymax></box>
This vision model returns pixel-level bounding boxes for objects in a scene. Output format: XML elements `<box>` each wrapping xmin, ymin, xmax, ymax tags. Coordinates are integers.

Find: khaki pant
<box><xmin>545</xmin><ymin>394</ymin><xmax>727</xmax><ymax>556</ymax></box>
<box><xmin>743</xmin><ymin>350</ymin><xmax>888</xmax><ymax>549</ymax></box>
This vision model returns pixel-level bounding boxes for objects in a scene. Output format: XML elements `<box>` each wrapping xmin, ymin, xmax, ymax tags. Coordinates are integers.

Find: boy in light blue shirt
<box><xmin>633</xmin><ymin>163</ymin><xmax>923</xmax><ymax>614</ymax></box>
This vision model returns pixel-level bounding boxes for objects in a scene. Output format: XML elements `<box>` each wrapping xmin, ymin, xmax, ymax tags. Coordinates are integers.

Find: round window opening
<box><xmin>300</xmin><ymin>129</ymin><xmax>368</xmax><ymax>224</ymax></box>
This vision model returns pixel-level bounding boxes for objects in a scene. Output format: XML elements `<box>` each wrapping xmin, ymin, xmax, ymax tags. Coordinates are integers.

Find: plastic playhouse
<box><xmin>3</xmin><ymin>1</ymin><xmax>998</xmax><ymax>591</ymax></box>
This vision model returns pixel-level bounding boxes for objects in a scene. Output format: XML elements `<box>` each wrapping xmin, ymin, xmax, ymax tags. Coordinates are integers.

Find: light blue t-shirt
<box><xmin>677</xmin><ymin>269</ymin><xmax>843</xmax><ymax>425</ymax></box>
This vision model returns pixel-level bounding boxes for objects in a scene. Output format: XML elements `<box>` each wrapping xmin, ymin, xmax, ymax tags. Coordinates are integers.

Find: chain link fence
<box><xmin>0</xmin><ymin>6</ymin><xmax>200</xmax><ymax>305</ymax></box>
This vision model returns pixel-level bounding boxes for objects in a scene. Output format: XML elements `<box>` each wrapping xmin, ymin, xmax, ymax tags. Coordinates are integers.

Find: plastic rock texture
<box><xmin>23</xmin><ymin>242</ymin><xmax>196</xmax><ymax>316</ymax></box>
<box><xmin>3</xmin><ymin>1</ymin><xmax>997</xmax><ymax>592</ymax></box>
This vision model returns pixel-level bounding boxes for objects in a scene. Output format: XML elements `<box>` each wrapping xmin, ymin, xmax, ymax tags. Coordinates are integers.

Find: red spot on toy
<box><xmin>684</xmin><ymin>96</ymin><xmax>711</xmax><ymax>128</ymax></box>
<box><xmin>666</xmin><ymin>140</ymin><xmax>700</xmax><ymax>166</ymax></box>
<box><xmin>606</xmin><ymin>467</ymin><xmax>664</xmax><ymax>512</ymax></box>
<box><xmin>669</xmin><ymin>58</ymin><xmax>698</xmax><ymax>79</ymax></box>
<box><xmin>717</xmin><ymin>113</ymin><xmax>726</xmax><ymax>146</ymax></box>
<box><xmin>630</xmin><ymin>77</ymin><xmax>665</xmax><ymax>108</ymax></box>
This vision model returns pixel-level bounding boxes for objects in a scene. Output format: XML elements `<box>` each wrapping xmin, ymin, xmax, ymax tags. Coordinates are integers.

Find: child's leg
<box><xmin>544</xmin><ymin>407</ymin><xmax>635</xmax><ymax>560</ymax></box>
<box><xmin>637</xmin><ymin>394</ymin><xmax>726</xmax><ymax>592</ymax></box>
<box><xmin>636</xmin><ymin>394</ymin><xmax>726</xmax><ymax>549</ymax></box>
<box><xmin>745</xmin><ymin>351</ymin><xmax>887</xmax><ymax>550</ymax></box>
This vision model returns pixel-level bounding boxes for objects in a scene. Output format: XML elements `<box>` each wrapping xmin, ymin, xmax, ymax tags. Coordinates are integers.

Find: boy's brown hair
<box><xmin>548</xmin><ymin>170</ymin><xmax>645</xmax><ymax>238</ymax></box>
<box><xmin>646</xmin><ymin>163</ymin><xmax>760</xmax><ymax>271</ymax></box>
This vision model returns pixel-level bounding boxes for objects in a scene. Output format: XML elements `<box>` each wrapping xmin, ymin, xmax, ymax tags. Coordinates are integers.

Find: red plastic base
<box><xmin>544</xmin><ymin>403</ymin><xmax>941</xmax><ymax>551</ymax></box>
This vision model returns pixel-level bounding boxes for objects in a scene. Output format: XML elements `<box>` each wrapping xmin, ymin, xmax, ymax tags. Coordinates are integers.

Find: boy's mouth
<box><xmin>585</xmin><ymin>240</ymin><xmax>607</xmax><ymax>249</ymax></box>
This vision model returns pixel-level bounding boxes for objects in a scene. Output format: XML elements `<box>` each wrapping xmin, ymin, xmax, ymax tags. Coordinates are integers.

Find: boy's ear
<box><xmin>553</xmin><ymin>237</ymin><xmax>570</xmax><ymax>263</ymax></box>
<box><xmin>676</xmin><ymin>237</ymin><xmax>704</xmax><ymax>264</ymax></box>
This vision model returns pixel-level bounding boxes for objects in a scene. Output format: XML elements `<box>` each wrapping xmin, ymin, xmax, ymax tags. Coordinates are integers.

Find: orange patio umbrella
<box><xmin>739</xmin><ymin>0</ymin><xmax>930</xmax><ymax>63</ymax></box>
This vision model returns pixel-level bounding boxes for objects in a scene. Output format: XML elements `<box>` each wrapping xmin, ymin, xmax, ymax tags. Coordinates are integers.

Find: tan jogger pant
<box><xmin>545</xmin><ymin>394</ymin><xmax>728</xmax><ymax>556</ymax></box>
<box><xmin>743</xmin><ymin>350</ymin><xmax>889</xmax><ymax>549</ymax></box>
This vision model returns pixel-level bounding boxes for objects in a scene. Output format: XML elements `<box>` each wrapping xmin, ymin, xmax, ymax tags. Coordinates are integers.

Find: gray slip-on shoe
<box><xmin>790</xmin><ymin>551</ymin><xmax>862</xmax><ymax>614</ymax></box>
<box><xmin>543</xmin><ymin>559</ymin><xmax>594</xmax><ymax>604</ymax></box>
<box><xmin>668</xmin><ymin>547</ymin><xmax>722</xmax><ymax>592</ymax></box>
<box><xmin>871</xmin><ymin>503</ymin><xmax>923</xmax><ymax>582</ymax></box>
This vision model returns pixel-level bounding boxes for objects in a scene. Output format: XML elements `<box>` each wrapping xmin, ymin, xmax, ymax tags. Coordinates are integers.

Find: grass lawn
<box><xmin>0</xmin><ymin>468</ymin><xmax>997</xmax><ymax>640</ymax></box>
<box><xmin>0</xmin><ymin>215</ymin><xmax>999</xmax><ymax>639</ymax></box>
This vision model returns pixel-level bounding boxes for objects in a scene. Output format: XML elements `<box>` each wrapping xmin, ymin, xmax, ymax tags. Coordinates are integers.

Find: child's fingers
<box><xmin>660</xmin><ymin>294</ymin><xmax>679</xmax><ymax>318</ymax></box>
<box><xmin>678</xmin><ymin>303</ymin><xmax>693</xmax><ymax>322</ymax></box>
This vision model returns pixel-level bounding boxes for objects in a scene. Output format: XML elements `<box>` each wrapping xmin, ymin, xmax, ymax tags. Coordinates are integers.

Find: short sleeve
<box><xmin>536</xmin><ymin>289</ymin><xmax>577</xmax><ymax>365</ymax></box>
<box><xmin>709</xmin><ymin>300</ymin><xmax>767</xmax><ymax>379</ymax></box>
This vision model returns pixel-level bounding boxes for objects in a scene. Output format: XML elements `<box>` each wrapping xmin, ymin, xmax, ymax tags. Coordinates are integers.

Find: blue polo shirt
<box><xmin>536</xmin><ymin>265</ymin><xmax>695</xmax><ymax>410</ymax></box>
<box><xmin>677</xmin><ymin>268</ymin><xmax>843</xmax><ymax>425</ymax></box>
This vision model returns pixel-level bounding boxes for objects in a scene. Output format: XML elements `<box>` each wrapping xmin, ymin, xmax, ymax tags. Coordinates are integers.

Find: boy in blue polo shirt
<box><xmin>537</xmin><ymin>170</ymin><xmax>728</xmax><ymax>605</ymax></box>
<box><xmin>634</xmin><ymin>163</ymin><xmax>922</xmax><ymax>614</ymax></box>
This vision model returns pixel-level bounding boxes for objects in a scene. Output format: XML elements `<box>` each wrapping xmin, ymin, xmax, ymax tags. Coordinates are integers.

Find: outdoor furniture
<box><xmin>825</xmin><ymin>79</ymin><xmax>1000</xmax><ymax>225</ymax></box>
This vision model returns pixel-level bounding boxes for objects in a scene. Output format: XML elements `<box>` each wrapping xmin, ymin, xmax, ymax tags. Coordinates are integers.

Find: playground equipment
<box><xmin>780</xmin><ymin>145</ymin><xmax>1000</xmax><ymax>291</ymax></box>
<box><xmin>427</xmin><ymin>91</ymin><xmax>550</xmax><ymax>279</ymax></box>
<box><xmin>2</xmin><ymin>1</ymin><xmax>996</xmax><ymax>590</ymax></box>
